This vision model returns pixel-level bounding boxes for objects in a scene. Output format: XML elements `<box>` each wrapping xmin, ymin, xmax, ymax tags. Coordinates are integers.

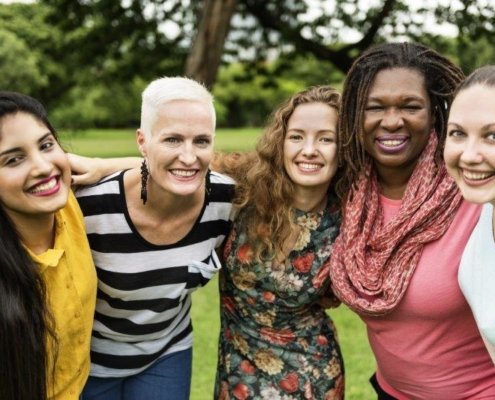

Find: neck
<box><xmin>375</xmin><ymin>164</ymin><xmax>416</xmax><ymax>200</ymax></box>
<box><xmin>10</xmin><ymin>212</ymin><xmax>56</xmax><ymax>255</ymax></box>
<box><xmin>127</xmin><ymin>168</ymin><xmax>204</xmax><ymax>217</ymax></box>
<box><xmin>292</xmin><ymin>186</ymin><xmax>328</xmax><ymax>212</ymax></box>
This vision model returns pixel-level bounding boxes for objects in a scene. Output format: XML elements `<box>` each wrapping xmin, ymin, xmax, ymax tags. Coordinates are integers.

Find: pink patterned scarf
<box><xmin>330</xmin><ymin>133</ymin><xmax>462</xmax><ymax>316</ymax></box>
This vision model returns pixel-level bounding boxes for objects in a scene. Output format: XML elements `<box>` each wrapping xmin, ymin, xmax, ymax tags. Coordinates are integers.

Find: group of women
<box><xmin>0</xmin><ymin>41</ymin><xmax>494</xmax><ymax>400</ymax></box>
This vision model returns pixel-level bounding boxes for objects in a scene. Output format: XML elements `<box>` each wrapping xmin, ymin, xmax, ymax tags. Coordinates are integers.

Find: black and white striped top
<box><xmin>76</xmin><ymin>170</ymin><xmax>235</xmax><ymax>377</ymax></box>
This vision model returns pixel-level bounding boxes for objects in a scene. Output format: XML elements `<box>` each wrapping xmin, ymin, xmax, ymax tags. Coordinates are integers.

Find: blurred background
<box><xmin>2</xmin><ymin>0</ymin><xmax>495</xmax><ymax>131</ymax></box>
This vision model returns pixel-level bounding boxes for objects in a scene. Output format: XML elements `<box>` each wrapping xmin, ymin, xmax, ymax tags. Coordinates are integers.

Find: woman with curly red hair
<box><xmin>214</xmin><ymin>86</ymin><xmax>344</xmax><ymax>399</ymax></box>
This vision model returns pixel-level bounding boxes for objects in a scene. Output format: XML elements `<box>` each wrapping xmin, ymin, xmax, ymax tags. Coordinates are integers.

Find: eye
<box><xmin>447</xmin><ymin>129</ymin><xmax>466</xmax><ymax>138</ymax></box>
<box><xmin>195</xmin><ymin>137</ymin><xmax>212</xmax><ymax>147</ymax></box>
<box><xmin>487</xmin><ymin>132</ymin><xmax>495</xmax><ymax>142</ymax></box>
<box><xmin>287</xmin><ymin>134</ymin><xmax>303</xmax><ymax>141</ymax></box>
<box><xmin>162</xmin><ymin>136</ymin><xmax>181</xmax><ymax>146</ymax></box>
<box><xmin>3</xmin><ymin>155</ymin><xmax>24</xmax><ymax>166</ymax></box>
<box><xmin>40</xmin><ymin>139</ymin><xmax>55</xmax><ymax>151</ymax></box>
<box><xmin>365</xmin><ymin>105</ymin><xmax>383</xmax><ymax>111</ymax></box>
<box><xmin>403</xmin><ymin>104</ymin><xmax>422</xmax><ymax>111</ymax></box>
<box><xmin>320</xmin><ymin>136</ymin><xmax>335</xmax><ymax>143</ymax></box>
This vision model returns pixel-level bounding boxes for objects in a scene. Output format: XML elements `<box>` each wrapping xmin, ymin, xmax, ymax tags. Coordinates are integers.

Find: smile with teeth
<box><xmin>28</xmin><ymin>176</ymin><xmax>58</xmax><ymax>194</ymax></box>
<box><xmin>298</xmin><ymin>162</ymin><xmax>322</xmax><ymax>171</ymax></box>
<box><xmin>170</xmin><ymin>169</ymin><xmax>197</xmax><ymax>177</ymax></box>
<box><xmin>378</xmin><ymin>138</ymin><xmax>407</xmax><ymax>147</ymax></box>
<box><xmin>462</xmin><ymin>170</ymin><xmax>495</xmax><ymax>181</ymax></box>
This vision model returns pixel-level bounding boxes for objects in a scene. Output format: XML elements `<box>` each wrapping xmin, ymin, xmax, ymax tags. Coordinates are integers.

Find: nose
<box><xmin>31</xmin><ymin>152</ymin><xmax>53</xmax><ymax>176</ymax></box>
<box><xmin>301</xmin><ymin>138</ymin><xmax>317</xmax><ymax>157</ymax></box>
<box><xmin>381</xmin><ymin>108</ymin><xmax>404</xmax><ymax>131</ymax></box>
<box><xmin>178</xmin><ymin>142</ymin><xmax>197</xmax><ymax>165</ymax></box>
<box><xmin>460</xmin><ymin>138</ymin><xmax>483</xmax><ymax>164</ymax></box>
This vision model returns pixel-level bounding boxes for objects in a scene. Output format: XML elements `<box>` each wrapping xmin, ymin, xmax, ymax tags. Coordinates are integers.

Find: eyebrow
<box><xmin>0</xmin><ymin>132</ymin><xmax>52</xmax><ymax>157</ymax></box>
<box><xmin>287</xmin><ymin>128</ymin><xmax>337</xmax><ymax>134</ymax></box>
<box><xmin>448</xmin><ymin>122</ymin><xmax>495</xmax><ymax>130</ymax></box>
<box><xmin>367</xmin><ymin>95</ymin><xmax>425</xmax><ymax>102</ymax></box>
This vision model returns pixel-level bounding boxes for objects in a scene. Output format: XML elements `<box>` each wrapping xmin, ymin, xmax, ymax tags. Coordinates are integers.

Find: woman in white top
<box><xmin>444</xmin><ymin>64</ymin><xmax>495</xmax><ymax>363</ymax></box>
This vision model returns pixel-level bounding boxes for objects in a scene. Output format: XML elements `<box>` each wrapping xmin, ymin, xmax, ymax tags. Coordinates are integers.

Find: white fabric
<box><xmin>459</xmin><ymin>202</ymin><xmax>495</xmax><ymax>364</ymax></box>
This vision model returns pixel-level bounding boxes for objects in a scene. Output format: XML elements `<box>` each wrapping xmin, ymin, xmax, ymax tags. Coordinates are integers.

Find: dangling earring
<box><xmin>205</xmin><ymin>169</ymin><xmax>211</xmax><ymax>198</ymax></box>
<box><xmin>140</xmin><ymin>159</ymin><xmax>149</xmax><ymax>205</ymax></box>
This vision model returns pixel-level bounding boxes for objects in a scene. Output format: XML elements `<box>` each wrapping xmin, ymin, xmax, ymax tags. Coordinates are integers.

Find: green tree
<box><xmin>0</xmin><ymin>29</ymin><xmax>48</xmax><ymax>93</ymax></box>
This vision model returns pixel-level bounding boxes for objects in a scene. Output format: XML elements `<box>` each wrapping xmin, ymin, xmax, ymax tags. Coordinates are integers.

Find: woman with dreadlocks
<box><xmin>330</xmin><ymin>42</ymin><xmax>495</xmax><ymax>399</ymax></box>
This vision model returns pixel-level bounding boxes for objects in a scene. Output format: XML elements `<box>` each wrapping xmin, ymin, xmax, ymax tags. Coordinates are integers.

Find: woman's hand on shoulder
<box><xmin>68</xmin><ymin>153</ymin><xmax>105</xmax><ymax>186</ymax></box>
<box><xmin>68</xmin><ymin>154</ymin><xmax>142</xmax><ymax>186</ymax></box>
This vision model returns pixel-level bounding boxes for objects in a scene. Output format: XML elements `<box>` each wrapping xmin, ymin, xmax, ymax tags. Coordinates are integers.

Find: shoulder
<box><xmin>209</xmin><ymin>171</ymin><xmax>235</xmax><ymax>203</ymax></box>
<box><xmin>74</xmin><ymin>171</ymin><xmax>125</xmax><ymax>216</ymax></box>
<box><xmin>210</xmin><ymin>170</ymin><xmax>235</xmax><ymax>186</ymax></box>
<box><xmin>75</xmin><ymin>171</ymin><xmax>124</xmax><ymax>199</ymax></box>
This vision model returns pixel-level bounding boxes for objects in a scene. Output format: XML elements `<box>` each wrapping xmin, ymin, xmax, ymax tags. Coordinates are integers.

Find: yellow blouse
<box><xmin>28</xmin><ymin>192</ymin><xmax>97</xmax><ymax>399</ymax></box>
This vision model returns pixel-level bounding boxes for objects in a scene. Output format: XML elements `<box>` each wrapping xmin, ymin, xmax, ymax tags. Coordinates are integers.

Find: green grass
<box><xmin>64</xmin><ymin>128</ymin><xmax>375</xmax><ymax>399</ymax></box>
<box><xmin>60</xmin><ymin>127</ymin><xmax>262</xmax><ymax>156</ymax></box>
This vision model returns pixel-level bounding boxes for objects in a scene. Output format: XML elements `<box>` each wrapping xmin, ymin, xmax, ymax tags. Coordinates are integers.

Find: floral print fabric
<box><xmin>215</xmin><ymin>201</ymin><xmax>344</xmax><ymax>400</ymax></box>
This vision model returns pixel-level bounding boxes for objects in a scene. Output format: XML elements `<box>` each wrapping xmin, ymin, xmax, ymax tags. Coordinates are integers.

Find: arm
<box><xmin>68</xmin><ymin>153</ymin><xmax>142</xmax><ymax>186</ymax></box>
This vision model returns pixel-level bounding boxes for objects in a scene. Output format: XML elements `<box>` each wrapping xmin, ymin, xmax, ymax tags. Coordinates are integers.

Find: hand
<box><xmin>68</xmin><ymin>154</ymin><xmax>142</xmax><ymax>186</ymax></box>
<box><xmin>318</xmin><ymin>292</ymin><xmax>341</xmax><ymax>309</ymax></box>
<box><xmin>68</xmin><ymin>153</ymin><xmax>105</xmax><ymax>186</ymax></box>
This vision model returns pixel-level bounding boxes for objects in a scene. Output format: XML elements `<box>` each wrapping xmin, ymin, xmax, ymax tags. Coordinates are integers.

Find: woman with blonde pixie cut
<box><xmin>215</xmin><ymin>86</ymin><xmax>344</xmax><ymax>399</ymax></box>
<box><xmin>74</xmin><ymin>77</ymin><xmax>235</xmax><ymax>400</ymax></box>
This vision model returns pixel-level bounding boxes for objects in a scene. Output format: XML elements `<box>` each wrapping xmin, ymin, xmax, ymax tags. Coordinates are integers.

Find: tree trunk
<box><xmin>185</xmin><ymin>0</ymin><xmax>237</xmax><ymax>88</ymax></box>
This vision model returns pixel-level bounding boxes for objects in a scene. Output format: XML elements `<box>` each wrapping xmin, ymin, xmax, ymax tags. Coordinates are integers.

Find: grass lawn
<box><xmin>63</xmin><ymin>128</ymin><xmax>375</xmax><ymax>399</ymax></box>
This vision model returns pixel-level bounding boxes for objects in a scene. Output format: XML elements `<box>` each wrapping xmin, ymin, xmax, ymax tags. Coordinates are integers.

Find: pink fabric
<box><xmin>330</xmin><ymin>133</ymin><xmax>463</xmax><ymax>315</ymax></box>
<box><xmin>364</xmin><ymin>199</ymin><xmax>495</xmax><ymax>399</ymax></box>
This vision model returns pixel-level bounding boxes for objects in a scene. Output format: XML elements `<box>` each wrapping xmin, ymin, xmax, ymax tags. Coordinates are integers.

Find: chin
<box><xmin>460</xmin><ymin>190</ymin><xmax>495</xmax><ymax>205</ymax></box>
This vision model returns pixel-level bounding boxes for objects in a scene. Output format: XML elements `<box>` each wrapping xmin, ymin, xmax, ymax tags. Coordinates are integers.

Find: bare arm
<box><xmin>68</xmin><ymin>153</ymin><xmax>142</xmax><ymax>186</ymax></box>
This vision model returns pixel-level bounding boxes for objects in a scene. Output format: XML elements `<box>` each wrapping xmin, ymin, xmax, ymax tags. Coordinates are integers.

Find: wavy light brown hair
<box><xmin>335</xmin><ymin>42</ymin><xmax>465</xmax><ymax>200</ymax></box>
<box><xmin>217</xmin><ymin>86</ymin><xmax>340</xmax><ymax>261</ymax></box>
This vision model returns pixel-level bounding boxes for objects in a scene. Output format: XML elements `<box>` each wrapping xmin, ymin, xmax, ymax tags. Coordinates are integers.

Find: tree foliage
<box><xmin>2</xmin><ymin>0</ymin><xmax>495</xmax><ymax>128</ymax></box>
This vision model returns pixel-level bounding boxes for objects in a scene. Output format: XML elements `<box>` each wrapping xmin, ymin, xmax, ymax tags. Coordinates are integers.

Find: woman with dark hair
<box><xmin>330</xmin><ymin>42</ymin><xmax>495</xmax><ymax>398</ymax></box>
<box><xmin>214</xmin><ymin>86</ymin><xmax>344</xmax><ymax>399</ymax></box>
<box><xmin>0</xmin><ymin>91</ymin><xmax>96</xmax><ymax>400</ymax></box>
<box><xmin>445</xmin><ymin>65</ymin><xmax>495</xmax><ymax>364</ymax></box>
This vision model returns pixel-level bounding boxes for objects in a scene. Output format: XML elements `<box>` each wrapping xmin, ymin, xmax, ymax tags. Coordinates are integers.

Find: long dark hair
<box><xmin>0</xmin><ymin>91</ymin><xmax>58</xmax><ymax>400</ymax></box>
<box><xmin>336</xmin><ymin>42</ymin><xmax>465</xmax><ymax>199</ymax></box>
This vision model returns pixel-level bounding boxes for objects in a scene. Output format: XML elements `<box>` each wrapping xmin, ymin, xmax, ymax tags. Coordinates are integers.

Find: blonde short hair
<box><xmin>140</xmin><ymin>76</ymin><xmax>215</xmax><ymax>138</ymax></box>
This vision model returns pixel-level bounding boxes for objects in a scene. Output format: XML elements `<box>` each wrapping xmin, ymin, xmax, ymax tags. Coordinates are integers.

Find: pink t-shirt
<box><xmin>362</xmin><ymin>198</ymin><xmax>495</xmax><ymax>400</ymax></box>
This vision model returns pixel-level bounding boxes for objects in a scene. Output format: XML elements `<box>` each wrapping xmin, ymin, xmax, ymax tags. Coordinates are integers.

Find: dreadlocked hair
<box><xmin>335</xmin><ymin>42</ymin><xmax>465</xmax><ymax>200</ymax></box>
<box><xmin>230</xmin><ymin>86</ymin><xmax>341</xmax><ymax>262</ymax></box>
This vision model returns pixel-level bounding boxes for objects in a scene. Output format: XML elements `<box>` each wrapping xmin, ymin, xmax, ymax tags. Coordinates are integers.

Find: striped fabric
<box><xmin>76</xmin><ymin>170</ymin><xmax>235</xmax><ymax>377</ymax></box>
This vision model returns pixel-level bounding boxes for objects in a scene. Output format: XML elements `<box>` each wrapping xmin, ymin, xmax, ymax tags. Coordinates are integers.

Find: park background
<box><xmin>2</xmin><ymin>0</ymin><xmax>495</xmax><ymax>398</ymax></box>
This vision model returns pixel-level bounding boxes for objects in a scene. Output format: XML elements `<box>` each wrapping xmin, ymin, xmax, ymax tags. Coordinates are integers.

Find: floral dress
<box><xmin>215</xmin><ymin>201</ymin><xmax>344</xmax><ymax>400</ymax></box>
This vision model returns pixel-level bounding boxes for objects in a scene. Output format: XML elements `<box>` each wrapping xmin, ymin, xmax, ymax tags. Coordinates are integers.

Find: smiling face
<box><xmin>0</xmin><ymin>112</ymin><xmax>70</xmax><ymax>224</ymax></box>
<box><xmin>137</xmin><ymin>99</ymin><xmax>214</xmax><ymax>198</ymax></box>
<box><xmin>445</xmin><ymin>85</ymin><xmax>495</xmax><ymax>206</ymax></box>
<box><xmin>283</xmin><ymin>102</ymin><xmax>338</xmax><ymax>195</ymax></box>
<box><xmin>363</xmin><ymin>68</ymin><xmax>433</xmax><ymax>183</ymax></box>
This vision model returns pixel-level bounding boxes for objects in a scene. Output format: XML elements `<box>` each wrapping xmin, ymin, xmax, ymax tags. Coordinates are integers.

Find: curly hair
<box><xmin>217</xmin><ymin>86</ymin><xmax>341</xmax><ymax>261</ymax></box>
<box><xmin>336</xmin><ymin>42</ymin><xmax>465</xmax><ymax>200</ymax></box>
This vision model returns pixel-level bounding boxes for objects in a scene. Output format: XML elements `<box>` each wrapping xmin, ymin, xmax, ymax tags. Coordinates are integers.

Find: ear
<box><xmin>136</xmin><ymin>129</ymin><xmax>147</xmax><ymax>157</ymax></box>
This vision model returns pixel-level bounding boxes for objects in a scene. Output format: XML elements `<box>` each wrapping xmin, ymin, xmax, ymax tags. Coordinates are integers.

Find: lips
<box><xmin>169</xmin><ymin>169</ymin><xmax>199</xmax><ymax>179</ymax></box>
<box><xmin>297</xmin><ymin>162</ymin><xmax>322</xmax><ymax>172</ymax></box>
<box><xmin>375</xmin><ymin>135</ymin><xmax>409</xmax><ymax>154</ymax></box>
<box><xmin>27</xmin><ymin>176</ymin><xmax>61</xmax><ymax>196</ymax></box>
<box><xmin>461</xmin><ymin>169</ymin><xmax>495</xmax><ymax>186</ymax></box>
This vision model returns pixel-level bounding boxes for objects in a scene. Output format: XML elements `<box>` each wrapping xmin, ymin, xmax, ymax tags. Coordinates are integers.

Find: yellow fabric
<box><xmin>28</xmin><ymin>192</ymin><xmax>97</xmax><ymax>400</ymax></box>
